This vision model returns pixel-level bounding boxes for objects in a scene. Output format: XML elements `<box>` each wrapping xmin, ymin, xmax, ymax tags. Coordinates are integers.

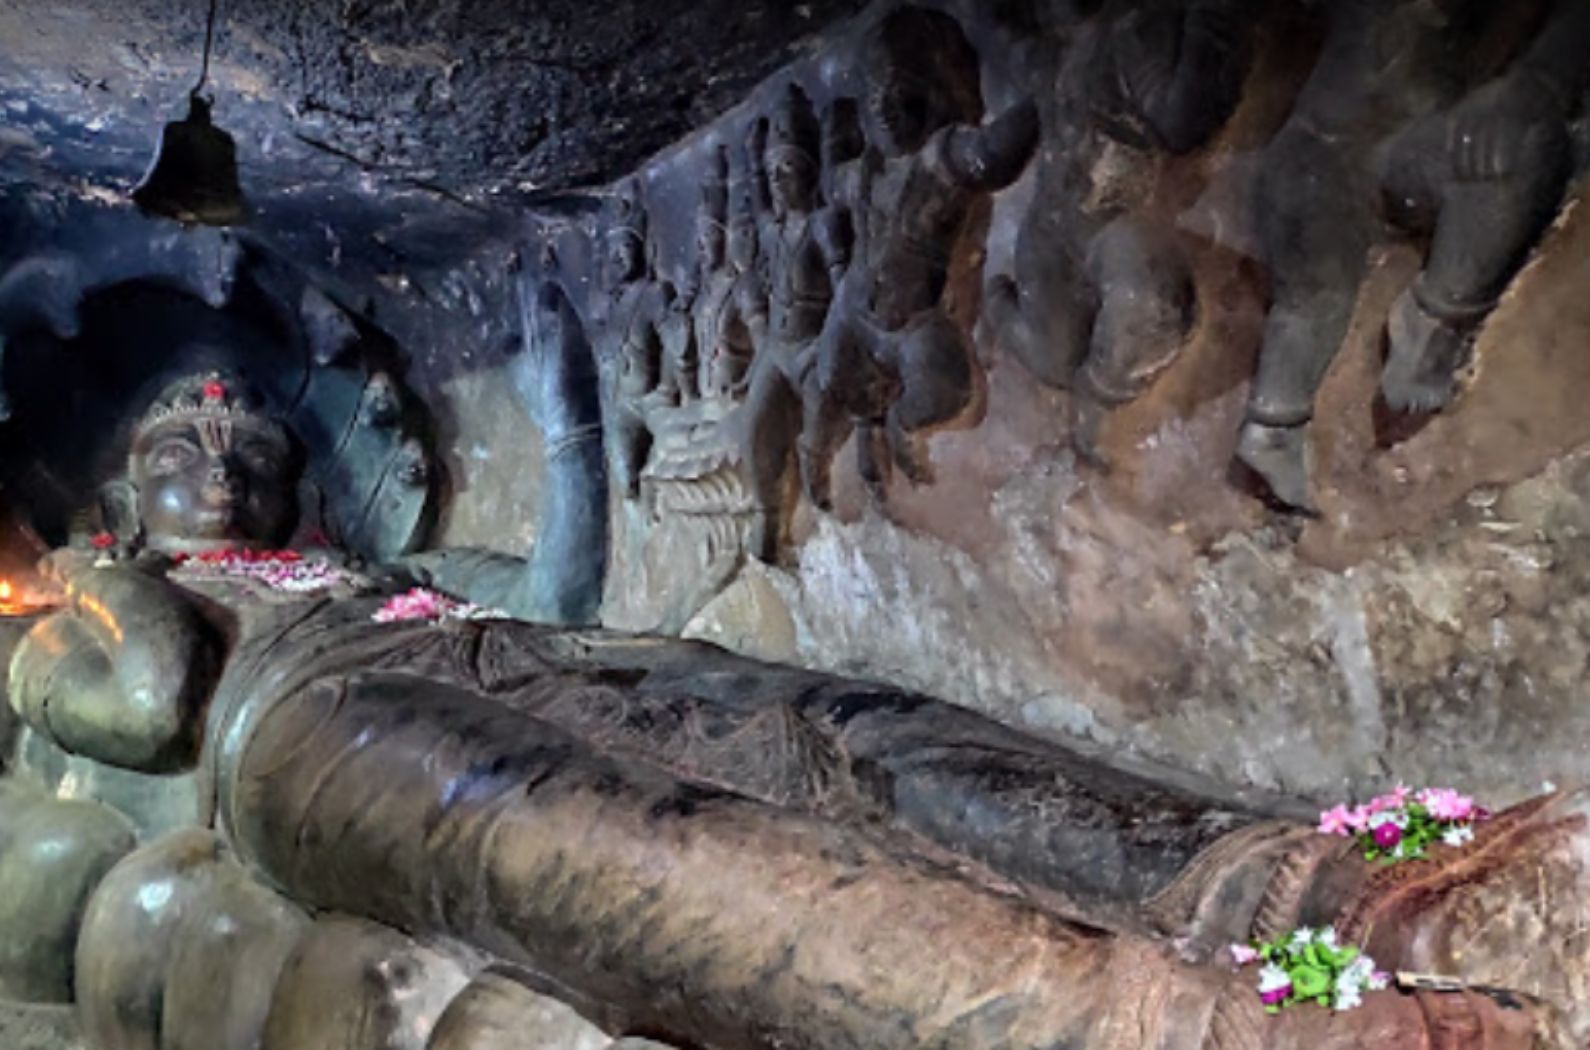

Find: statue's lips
<box><xmin>190</xmin><ymin>501</ymin><xmax>240</xmax><ymax>535</ymax></box>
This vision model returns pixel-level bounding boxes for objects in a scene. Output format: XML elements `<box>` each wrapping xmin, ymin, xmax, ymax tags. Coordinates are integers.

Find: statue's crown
<box><xmin>135</xmin><ymin>371</ymin><xmax>279</xmax><ymax>438</ymax></box>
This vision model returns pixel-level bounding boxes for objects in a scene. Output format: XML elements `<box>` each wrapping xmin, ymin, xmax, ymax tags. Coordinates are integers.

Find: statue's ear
<box><xmin>98</xmin><ymin>479</ymin><xmax>141</xmax><ymax>545</ymax></box>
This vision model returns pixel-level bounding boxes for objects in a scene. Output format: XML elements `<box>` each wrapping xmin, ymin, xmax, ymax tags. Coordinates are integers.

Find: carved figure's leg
<box><xmin>1238</xmin><ymin>122</ymin><xmax>1379</xmax><ymax>511</ymax></box>
<box><xmin>793</xmin><ymin>341</ymin><xmax>854</xmax><ymax>513</ymax></box>
<box><xmin>802</xmin><ymin>304</ymin><xmax>887</xmax><ymax>508</ymax></box>
<box><xmin>607</xmin><ymin>405</ymin><xmax>650</xmax><ymax>501</ymax></box>
<box><xmin>0</xmin><ymin>786</ymin><xmax>134</xmax><ymax>1002</ymax></box>
<box><xmin>984</xmin><ymin>234</ymin><xmax>1095</xmax><ymax>390</ymax></box>
<box><xmin>1378</xmin><ymin>103</ymin><xmax>1572</xmax><ymax>412</ymax></box>
<box><xmin>885</xmin><ymin>310</ymin><xmax>973</xmax><ymax>486</ymax></box>
<box><xmin>1072</xmin><ymin>216</ymin><xmax>1197</xmax><ymax>469</ymax></box>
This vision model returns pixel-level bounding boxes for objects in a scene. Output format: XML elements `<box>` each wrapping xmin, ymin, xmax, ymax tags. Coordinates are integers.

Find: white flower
<box><xmin>1317</xmin><ymin>928</ymin><xmax>1338</xmax><ymax>949</ymax></box>
<box><xmin>1441</xmin><ymin>825</ymin><xmax>1475</xmax><ymax>848</ymax></box>
<box><xmin>1258</xmin><ymin>963</ymin><xmax>1293</xmax><ymax>993</ymax></box>
<box><xmin>1340</xmin><ymin>957</ymin><xmax>1375</xmax><ymax>986</ymax></box>
<box><xmin>1288</xmin><ymin>928</ymin><xmax>1316</xmax><ymax>952</ymax></box>
<box><xmin>1333</xmin><ymin>982</ymin><xmax>1364</xmax><ymax>1011</ymax></box>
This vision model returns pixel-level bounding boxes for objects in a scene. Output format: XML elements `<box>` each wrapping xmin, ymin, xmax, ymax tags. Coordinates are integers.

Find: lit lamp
<box><xmin>132</xmin><ymin>0</ymin><xmax>247</xmax><ymax>226</ymax></box>
<box><xmin>0</xmin><ymin>577</ymin><xmax>56</xmax><ymax>617</ymax></box>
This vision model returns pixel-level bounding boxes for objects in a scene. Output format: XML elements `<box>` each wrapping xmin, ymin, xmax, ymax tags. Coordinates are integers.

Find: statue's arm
<box><xmin>815</xmin><ymin>206</ymin><xmax>854</xmax><ymax>281</ymax></box>
<box><xmin>940</xmin><ymin>98</ymin><xmax>1040</xmax><ymax>192</ymax></box>
<box><xmin>1095</xmin><ymin>0</ymin><xmax>1254</xmax><ymax>154</ymax></box>
<box><xmin>8</xmin><ymin>566</ymin><xmax>216</xmax><ymax>771</ymax></box>
<box><xmin>1516</xmin><ymin>0</ymin><xmax>1590</xmax><ymax>107</ymax></box>
<box><xmin>395</xmin><ymin>277</ymin><xmax>607</xmax><ymax>626</ymax></box>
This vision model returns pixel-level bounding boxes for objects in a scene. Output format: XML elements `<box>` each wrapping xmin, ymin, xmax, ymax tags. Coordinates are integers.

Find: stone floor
<box><xmin>0</xmin><ymin>1003</ymin><xmax>84</xmax><ymax>1050</ymax></box>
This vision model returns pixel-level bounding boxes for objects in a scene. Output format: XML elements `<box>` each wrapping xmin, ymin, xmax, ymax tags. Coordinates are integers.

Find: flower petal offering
<box><xmin>372</xmin><ymin>586</ymin><xmax>508</xmax><ymax>625</ymax></box>
<box><xmin>1317</xmin><ymin>785</ymin><xmax>1489</xmax><ymax>863</ymax></box>
<box><xmin>1230</xmin><ymin>928</ymin><xmax>1390</xmax><ymax>1014</ymax></box>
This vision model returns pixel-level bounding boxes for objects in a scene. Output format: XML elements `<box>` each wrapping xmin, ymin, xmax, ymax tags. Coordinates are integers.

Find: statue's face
<box><xmin>696</xmin><ymin>218</ymin><xmax>726</xmax><ymax>272</ymax></box>
<box><xmin>767</xmin><ymin>150</ymin><xmax>817</xmax><ymax>213</ymax></box>
<box><xmin>606</xmin><ymin>232</ymin><xmax>644</xmax><ymax>287</ymax></box>
<box><xmin>727</xmin><ymin>218</ymin><xmax>757</xmax><ymax>273</ymax></box>
<box><xmin>131</xmin><ymin>412</ymin><xmax>297</xmax><ymax>553</ymax></box>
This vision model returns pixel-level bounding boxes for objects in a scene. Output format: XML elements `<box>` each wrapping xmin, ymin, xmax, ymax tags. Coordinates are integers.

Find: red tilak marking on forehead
<box><xmin>197</xmin><ymin>417</ymin><xmax>235</xmax><ymax>456</ymax></box>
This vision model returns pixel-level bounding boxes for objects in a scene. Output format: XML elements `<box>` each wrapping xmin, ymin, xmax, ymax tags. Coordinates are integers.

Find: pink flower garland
<box><xmin>1318</xmin><ymin>785</ymin><xmax>1489</xmax><ymax>862</ymax></box>
<box><xmin>372</xmin><ymin>587</ymin><xmax>507</xmax><ymax>625</ymax></box>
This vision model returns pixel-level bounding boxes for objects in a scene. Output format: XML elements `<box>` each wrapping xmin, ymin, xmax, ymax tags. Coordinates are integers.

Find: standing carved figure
<box><xmin>804</xmin><ymin>6</ymin><xmax>1039</xmax><ymax>508</ymax></box>
<box><xmin>593</xmin><ymin>183</ymin><xmax>673</xmax><ymax>499</ymax></box>
<box><xmin>732</xmin><ymin>83</ymin><xmax>850</xmax><ymax>512</ymax></box>
<box><xmin>697</xmin><ymin>148</ymin><xmax>770</xmax><ymax>406</ymax></box>
<box><xmin>986</xmin><ymin>0</ymin><xmax>1255</xmax><ymax>467</ymax></box>
<box><xmin>1237</xmin><ymin>0</ymin><xmax>1590</xmax><ymax>512</ymax></box>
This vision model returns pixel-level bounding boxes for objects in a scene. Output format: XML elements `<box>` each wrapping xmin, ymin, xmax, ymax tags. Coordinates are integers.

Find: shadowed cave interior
<box><xmin>2</xmin><ymin>1</ymin><xmax>1590</xmax><ymax>1047</ymax></box>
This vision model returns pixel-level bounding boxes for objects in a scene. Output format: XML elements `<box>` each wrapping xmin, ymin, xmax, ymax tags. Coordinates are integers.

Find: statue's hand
<box><xmin>1446</xmin><ymin>73</ymin><xmax>1564</xmax><ymax>183</ymax></box>
<box><xmin>8</xmin><ymin>566</ymin><xmax>216</xmax><ymax>771</ymax></box>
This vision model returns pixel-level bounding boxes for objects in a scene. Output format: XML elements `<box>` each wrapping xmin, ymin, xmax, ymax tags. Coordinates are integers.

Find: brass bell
<box><xmin>132</xmin><ymin>93</ymin><xmax>247</xmax><ymax>227</ymax></box>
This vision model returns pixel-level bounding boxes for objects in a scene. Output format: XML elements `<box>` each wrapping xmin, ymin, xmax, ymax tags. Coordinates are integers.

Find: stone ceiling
<box><xmin>0</xmin><ymin>0</ymin><xmax>867</xmax><ymax>292</ymax></box>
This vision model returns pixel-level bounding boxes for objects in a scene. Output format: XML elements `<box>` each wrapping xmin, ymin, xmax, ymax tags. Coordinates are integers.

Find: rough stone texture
<box><xmin>0</xmin><ymin>1004</ymin><xmax>84</xmax><ymax>1050</ymax></box>
<box><xmin>0</xmin><ymin>0</ymin><xmax>866</xmax><ymax>199</ymax></box>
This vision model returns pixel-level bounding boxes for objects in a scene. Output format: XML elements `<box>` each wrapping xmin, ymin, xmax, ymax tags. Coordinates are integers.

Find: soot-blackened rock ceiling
<box><xmin>0</xmin><ymin>0</ymin><xmax>867</xmax><ymax>270</ymax></box>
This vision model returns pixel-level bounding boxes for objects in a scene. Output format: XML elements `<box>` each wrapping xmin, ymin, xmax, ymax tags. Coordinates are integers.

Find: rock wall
<box><xmin>425</xmin><ymin>0</ymin><xmax>1590</xmax><ymax>804</ymax></box>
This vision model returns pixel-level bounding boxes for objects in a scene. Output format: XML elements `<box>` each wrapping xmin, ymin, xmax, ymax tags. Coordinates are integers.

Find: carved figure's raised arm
<box><xmin>1516</xmin><ymin>0</ymin><xmax>1590</xmax><ymax>109</ymax></box>
<box><xmin>941</xmin><ymin>98</ymin><xmax>1040</xmax><ymax>192</ymax></box>
<box><xmin>404</xmin><ymin>277</ymin><xmax>607</xmax><ymax>626</ymax></box>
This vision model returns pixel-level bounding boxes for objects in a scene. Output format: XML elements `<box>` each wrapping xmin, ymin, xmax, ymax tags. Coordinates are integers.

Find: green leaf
<box><xmin>1292</xmin><ymin>965</ymin><xmax>1331</xmax><ymax>1000</ymax></box>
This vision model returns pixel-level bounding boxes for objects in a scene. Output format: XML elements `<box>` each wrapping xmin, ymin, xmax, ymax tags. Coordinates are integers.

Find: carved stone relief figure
<box><xmin>986</xmin><ymin>0</ymin><xmax>1255</xmax><ymax>467</ymax></box>
<box><xmin>803</xmin><ymin>6</ymin><xmax>1039</xmax><ymax>507</ymax></box>
<box><xmin>1236</xmin><ymin>0</ymin><xmax>1590</xmax><ymax>512</ymax></box>
<box><xmin>593</xmin><ymin>181</ymin><xmax>674</xmax><ymax>500</ymax></box>
<box><xmin>738</xmin><ymin>83</ymin><xmax>849</xmax><ymax>514</ymax></box>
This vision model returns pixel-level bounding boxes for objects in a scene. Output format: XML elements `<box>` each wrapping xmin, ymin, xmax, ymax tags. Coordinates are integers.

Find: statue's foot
<box><xmin>1328</xmin><ymin>788</ymin><xmax>1590</xmax><ymax>1044</ymax></box>
<box><xmin>1071</xmin><ymin>393</ymin><xmax>1112</xmax><ymax>473</ymax></box>
<box><xmin>1381</xmin><ymin>287</ymin><xmax>1474</xmax><ymax>413</ymax></box>
<box><xmin>1235</xmin><ymin>420</ymin><xmax>1316</xmax><ymax>513</ymax></box>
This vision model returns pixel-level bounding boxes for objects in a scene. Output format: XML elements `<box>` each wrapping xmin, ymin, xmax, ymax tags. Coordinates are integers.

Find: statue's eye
<box><xmin>150</xmin><ymin>439</ymin><xmax>199</xmax><ymax>473</ymax></box>
<box><xmin>236</xmin><ymin>440</ymin><xmax>281</xmax><ymax>475</ymax></box>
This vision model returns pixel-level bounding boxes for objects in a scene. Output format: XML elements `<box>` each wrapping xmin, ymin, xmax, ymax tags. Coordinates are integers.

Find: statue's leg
<box><xmin>1379</xmin><ymin>109</ymin><xmax>1572</xmax><ymax>412</ymax></box>
<box><xmin>1317</xmin><ymin>787</ymin><xmax>1590</xmax><ymax>1045</ymax></box>
<box><xmin>884</xmin><ymin>309</ymin><xmax>974</xmax><ymax>486</ymax></box>
<box><xmin>793</xmin><ymin>327</ymin><xmax>855</xmax><ymax>512</ymax></box>
<box><xmin>222</xmin><ymin>669</ymin><xmax>1555</xmax><ymax>1050</ymax></box>
<box><xmin>1073</xmin><ymin>216</ymin><xmax>1197</xmax><ymax>469</ymax></box>
<box><xmin>0</xmin><ymin>786</ymin><xmax>134</xmax><ymax>1003</ymax></box>
<box><xmin>984</xmin><ymin>223</ymin><xmax>1095</xmax><ymax>390</ymax></box>
<box><xmin>607</xmin><ymin>405</ymin><xmax>650</xmax><ymax>500</ymax></box>
<box><xmin>1238</xmin><ymin>121</ymin><xmax>1379</xmax><ymax>511</ymax></box>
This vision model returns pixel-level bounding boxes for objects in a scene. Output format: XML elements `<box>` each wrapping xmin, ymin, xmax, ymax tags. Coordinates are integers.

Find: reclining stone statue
<box><xmin>0</xmin><ymin>322</ymin><xmax>1585</xmax><ymax>1047</ymax></box>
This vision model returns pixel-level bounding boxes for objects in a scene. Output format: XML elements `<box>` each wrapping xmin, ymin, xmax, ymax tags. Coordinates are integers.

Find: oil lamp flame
<box><xmin>0</xmin><ymin>581</ymin><xmax>12</xmax><ymax>602</ymax></box>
